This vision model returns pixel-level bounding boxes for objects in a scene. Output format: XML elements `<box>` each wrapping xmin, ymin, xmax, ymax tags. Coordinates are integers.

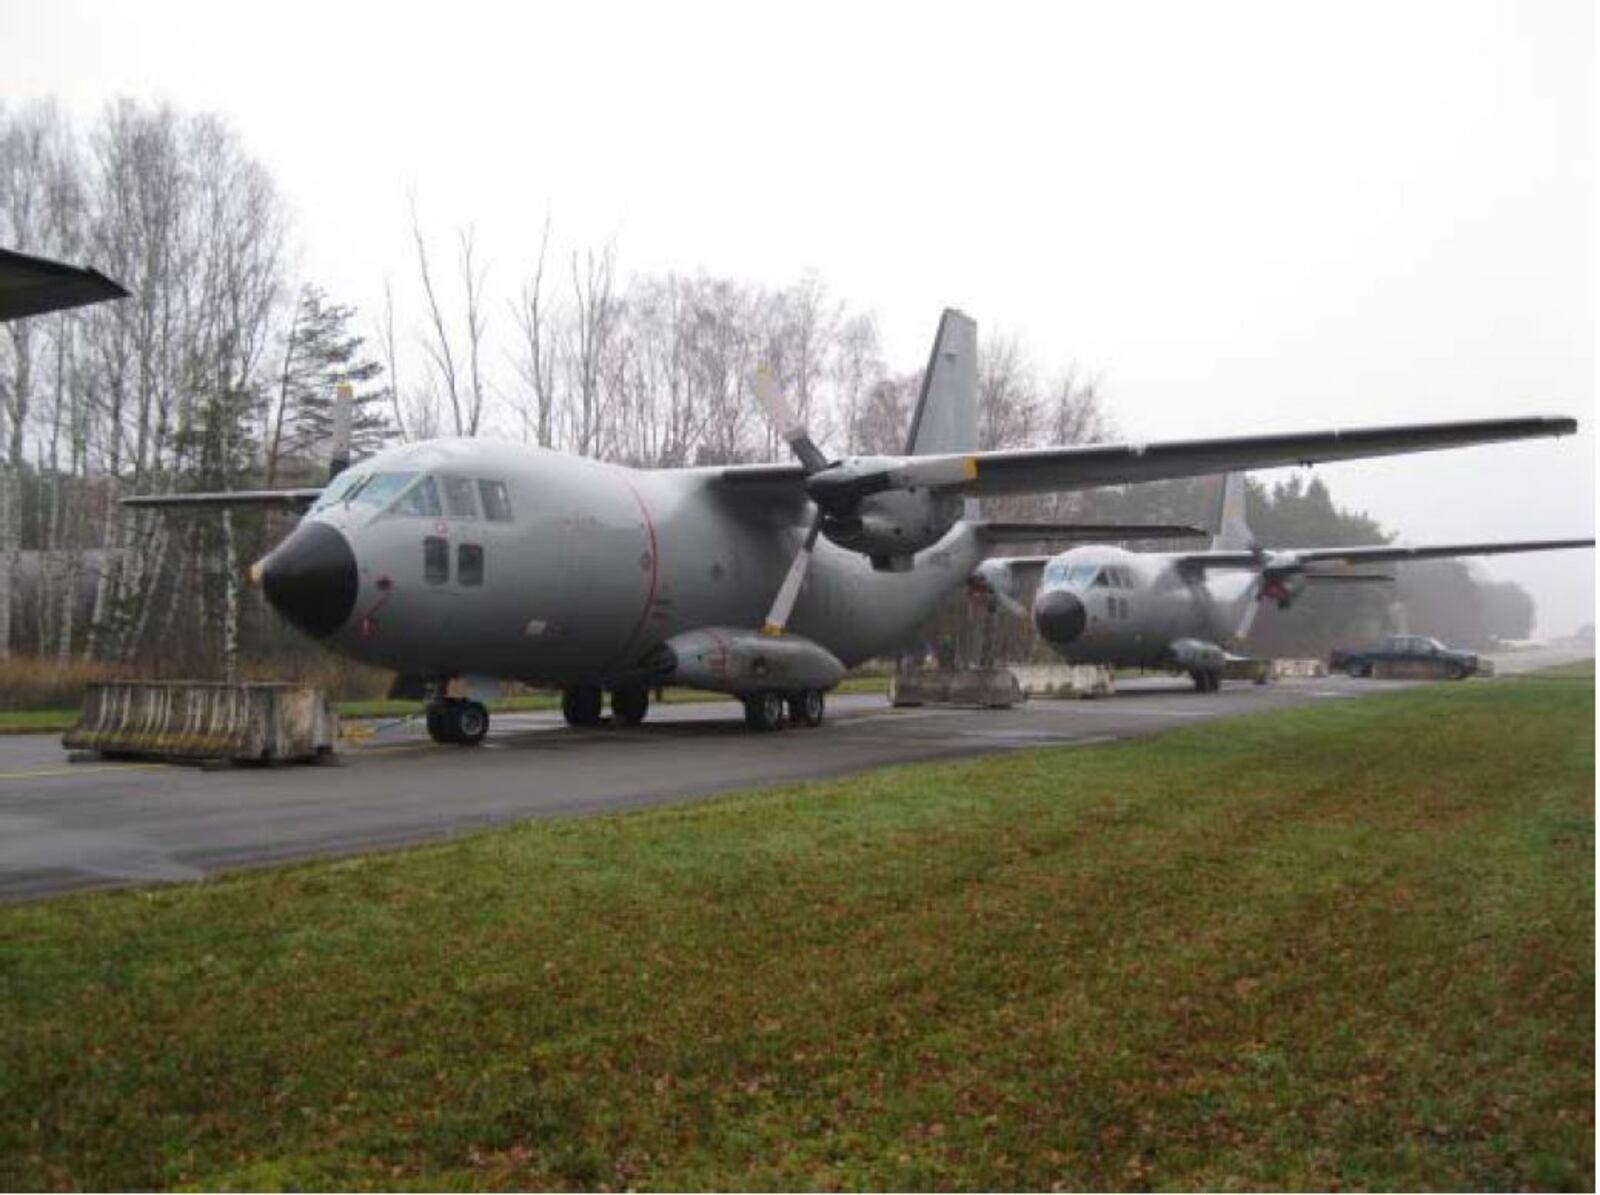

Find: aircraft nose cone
<box><xmin>1034</xmin><ymin>589</ymin><xmax>1087</xmax><ymax>644</ymax></box>
<box><xmin>262</xmin><ymin>522</ymin><xmax>358</xmax><ymax>638</ymax></box>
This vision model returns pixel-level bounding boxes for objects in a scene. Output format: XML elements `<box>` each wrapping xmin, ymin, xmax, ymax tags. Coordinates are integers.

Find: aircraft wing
<box><xmin>0</xmin><ymin>246</ymin><xmax>129</xmax><ymax>322</ymax></box>
<box><xmin>972</xmin><ymin>521</ymin><xmax>1207</xmax><ymax>544</ymax></box>
<box><xmin>719</xmin><ymin>416</ymin><xmax>1577</xmax><ymax>507</ymax></box>
<box><xmin>121</xmin><ymin>488</ymin><xmax>324</xmax><ymax>510</ymax></box>
<box><xmin>1172</xmin><ymin>536</ymin><xmax>1593</xmax><ymax>574</ymax></box>
<box><xmin>937</xmin><ymin>416</ymin><xmax>1578</xmax><ymax>498</ymax></box>
<box><xmin>1282</xmin><ymin>538</ymin><xmax>1595</xmax><ymax>568</ymax></box>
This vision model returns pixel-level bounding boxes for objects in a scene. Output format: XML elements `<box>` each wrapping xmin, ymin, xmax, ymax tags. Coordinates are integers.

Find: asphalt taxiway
<box><xmin>0</xmin><ymin>672</ymin><xmax>1459</xmax><ymax>902</ymax></box>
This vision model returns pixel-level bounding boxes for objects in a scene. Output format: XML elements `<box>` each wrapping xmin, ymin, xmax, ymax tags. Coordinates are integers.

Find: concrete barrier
<box><xmin>1007</xmin><ymin>663</ymin><xmax>1116</xmax><ymax>699</ymax></box>
<box><xmin>889</xmin><ymin>668</ymin><xmax>1022</xmax><ymax>708</ymax></box>
<box><xmin>1271</xmin><ymin>657</ymin><xmax>1329</xmax><ymax>679</ymax></box>
<box><xmin>1222</xmin><ymin>657</ymin><xmax>1272</xmax><ymax>684</ymax></box>
<box><xmin>63</xmin><ymin>681</ymin><xmax>338</xmax><ymax>764</ymax></box>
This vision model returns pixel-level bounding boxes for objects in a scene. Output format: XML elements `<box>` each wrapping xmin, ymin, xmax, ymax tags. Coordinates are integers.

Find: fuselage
<box><xmin>1030</xmin><ymin>545</ymin><xmax>1256</xmax><ymax>667</ymax></box>
<box><xmin>265</xmin><ymin>438</ymin><xmax>981</xmax><ymax>686</ymax></box>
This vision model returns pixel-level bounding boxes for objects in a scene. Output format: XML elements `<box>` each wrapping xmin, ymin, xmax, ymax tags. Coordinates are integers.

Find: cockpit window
<box><xmin>478</xmin><ymin>479</ymin><xmax>513</xmax><ymax>523</ymax></box>
<box><xmin>345</xmin><ymin>472</ymin><xmax>417</xmax><ymax>509</ymax></box>
<box><xmin>392</xmin><ymin>476</ymin><xmax>442</xmax><ymax>517</ymax></box>
<box><xmin>1043</xmin><ymin>562</ymin><xmax>1103</xmax><ymax>589</ymax></box>
<box><xmin>313</xmin><ymin>472</ymin><xmax>365</xmax><ymax>511</ymax></box>
<box><xmin>440</xmin><ymin>475</ymin><xmax>479</xmax><ymax>519</ymax></box>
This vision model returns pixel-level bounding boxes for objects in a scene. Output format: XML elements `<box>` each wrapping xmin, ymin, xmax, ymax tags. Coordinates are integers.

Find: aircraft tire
<box><xmin>744</xmin><ymin>690</ymin><xmax>787</xmax><ymax>732</ymax></box>
<box><xmin>611</xmin><ymin>685</ymin><xmax>650</xmax><ymax>726</ymax></box>
<box><xmin>426</xmin><ymin>699</ymin><xmax>489</xmax><ymax>745</ymax></box>
<box><xmin>788</xmin><ymin>689</ymin><xmax>825</xmax><ymax>727</ymax></box>
<box><xmin>1346</xmin><ymin>661</ymin><xmax>1368</xmax><ymax>679</ymax></box>
<box><xmin>562</xmin><ymin>685</ymin><xmax>605</xmax><ymax>727</ymax></box>
<box><xmin>425</xmin><ymin>706</ymin><xmax>456</xmax><ymax>744</ymax></box>
<box><xmin>454</xmin><ymin>701</ymin><xmax>490</xmax><ymax>746</ymax></box>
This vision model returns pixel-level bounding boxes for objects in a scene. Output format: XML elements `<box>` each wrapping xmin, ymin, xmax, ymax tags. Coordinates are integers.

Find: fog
<box><xmin>6</xmin><ymin>0</ymin><xmax>1592</xmax><ymax>633</ymax></box>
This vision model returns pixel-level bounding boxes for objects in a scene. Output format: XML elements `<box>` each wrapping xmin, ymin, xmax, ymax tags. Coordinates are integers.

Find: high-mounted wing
<box><xmin>1277</xmin><ymin>537</ymin><xmax>1595</xmax><ymax>569</ymax></box>
<box><xmin>974</xmin><ymin>521</ymin><xmax>1207</xmax><ymax>544</ymax></box>
<box><xmin>720</xmin><ymin>416</ymin><xmax>1578</xmax><ymax>510</ymax></box>
<box><xmin>122</xmin><ymin>489</ymin><xmax>324</xmax><ymax>510</ymax></box>
<box><xmin>1172</xmin><ymin>535</ymin><xmax>1594</xmax><ymax>574</ymax></box>
<box><xmin>0</xmin><ymin>247</ymin><xmax>129</xmax><ymax>322</ymax></box>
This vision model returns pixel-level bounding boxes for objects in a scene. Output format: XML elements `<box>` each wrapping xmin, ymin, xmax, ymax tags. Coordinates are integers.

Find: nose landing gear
<box><xmin>426</xmin><ymin>698</ymin><xmax>490</xmax><ymax>745</ymax></box>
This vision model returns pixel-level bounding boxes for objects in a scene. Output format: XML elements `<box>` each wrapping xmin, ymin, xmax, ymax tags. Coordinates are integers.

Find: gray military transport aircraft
<box><xmin>974</xmin><ymin>472</ymin><xmax>1594</xmax><ymax>690</ymax></box>
<box><xmin>128</xmin><ymin>310</ymin><xmax>1581</xmax><ymax>742</ymax></box>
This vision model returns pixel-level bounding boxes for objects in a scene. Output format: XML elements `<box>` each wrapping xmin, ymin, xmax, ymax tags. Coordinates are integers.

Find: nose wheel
<box><xmin>426</xmin><ymin>698</ymin><xmax>490</xmax><ymax>745</ymax></box>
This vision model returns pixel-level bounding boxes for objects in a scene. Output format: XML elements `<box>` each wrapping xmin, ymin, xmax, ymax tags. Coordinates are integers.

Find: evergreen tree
<box><xmin>266</xmin><ymin>284</ymin><xmax>390</xmax><ymax>485</ymax></box>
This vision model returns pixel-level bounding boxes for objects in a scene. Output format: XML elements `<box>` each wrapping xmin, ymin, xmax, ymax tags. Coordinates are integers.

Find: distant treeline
<box><xmin>0</xmin><ymin>98</ymin><xmax>1531</xmax><ymax>678</ymax></box>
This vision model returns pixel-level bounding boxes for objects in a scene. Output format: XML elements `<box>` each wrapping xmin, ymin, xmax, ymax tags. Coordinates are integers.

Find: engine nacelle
<box><xmin>821</xmin><ymin>487</ymin><xmax>963</xmax><ymax>562</ymax></box>
<box><xmin>1167</xmin><ymin>637</ymin><xmax>1227</xmax><ymax>672</ymax></box>
<box><xmin>1260</xmin><ymin>568</ymin><xmax>1309</xmax><ymax>609</ymax></box>
<box><xmin>643</xmin><ymin>627</ymin><xmax>845</xmax><ymax>696</ymax></box>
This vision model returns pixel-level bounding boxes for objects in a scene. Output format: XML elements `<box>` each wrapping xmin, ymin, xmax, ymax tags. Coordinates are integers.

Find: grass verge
<box><xmin>0</xmin><ymin>675</ymin><xmax>1591</xmax><ymax>1189</ymax></box>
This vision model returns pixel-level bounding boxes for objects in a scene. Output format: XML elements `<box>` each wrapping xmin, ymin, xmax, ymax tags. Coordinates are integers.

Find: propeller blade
<box><xmin>761</xmin><ymin>514</ymin><xmax>824</xmax><ymax>636</ymax></box>
<box><xmin>329</xmin><ymin>382</ymin><xmax>354</xmax><ymax>481</ymax></box>
<box><xmin>1233</xmin><ymin>577</ymin><xmax>1263</xmax><ymax>642</ymax></box>
<box><xmin>750</xmin><ymin>370</ymin><xmax>829</xmax><ymax>474</ymax></box>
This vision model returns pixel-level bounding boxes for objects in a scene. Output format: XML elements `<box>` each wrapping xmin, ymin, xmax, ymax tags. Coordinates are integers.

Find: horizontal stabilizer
<box><xmin>122</xmin><ymin>488</ymin><xmax>324</xmax><ymax>510</ymax></box>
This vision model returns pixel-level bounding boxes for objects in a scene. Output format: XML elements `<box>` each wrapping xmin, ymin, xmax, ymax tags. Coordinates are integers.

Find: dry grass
<box><xmin>0</xmin><ymin>653</ymin><xmax>394</xmax><ymax>710</ymax></box>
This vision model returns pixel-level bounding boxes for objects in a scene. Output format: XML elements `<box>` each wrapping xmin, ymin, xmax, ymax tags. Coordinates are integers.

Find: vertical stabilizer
<box><xmin>905</xmin><ymin>308</ymin><xmax>978</xmax><ymax>457</ymax></box>
<box><xmin>1212</xmin><ymin>472</ymin><xmax>1254</xmax><ymax>551</ymax></box>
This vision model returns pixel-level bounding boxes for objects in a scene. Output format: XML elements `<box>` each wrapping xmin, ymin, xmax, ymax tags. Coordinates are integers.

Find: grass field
<box><xmin>0</xmin><ymin>675</ymin><xmax>892</xmax><ymax>734</ymax></box>
<box><xmin>0</xmin><ymin>674</ymin><xmax>1591</xmax><ymax>1190</ymax></box>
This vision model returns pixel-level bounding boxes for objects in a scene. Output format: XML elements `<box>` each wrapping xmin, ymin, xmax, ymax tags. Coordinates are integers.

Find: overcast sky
<box><xmin>6</xmin><ymin>0</ymin><xmax>1595</xmax><ymax>633</ymax></box>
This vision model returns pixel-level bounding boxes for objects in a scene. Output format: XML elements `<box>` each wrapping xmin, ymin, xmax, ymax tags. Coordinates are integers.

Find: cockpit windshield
<box><xmin>344</xmin><ymin>472</ymin><xmax>418</xmax><ymax>509</ymax></box>
<box><xmin>1043</xmin><ymin>561</ymin><xmax>1102</xmax><ymax>589</ymax></box>
<box><xmin>311</xmin><ymin>471</ymin><xmax>367</xmax><ymax>511</ymax></box>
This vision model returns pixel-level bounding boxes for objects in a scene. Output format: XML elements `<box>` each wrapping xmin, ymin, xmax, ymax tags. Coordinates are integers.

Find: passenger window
<box><xmin>424</xmin><ymin>536</ymin><xmax>449</xmax><ymax>584</ymax></box>
<box><xmin>459</xmin><ymin>543</ymin><xmax>484</xmax><ymax>587</ymax></box>
<box><xmin>479</xmin><ymin>479</ymin><xmax>513</xmax><ymax>522</ymax></box>
<box><xmin>441</xmin><ymin>476</ymin><xmax>479</xmax><ymax>519</ymax></box>
<box><xmin>395</xmin><ymin>476</ymin><xmax>442</xmax><ymax>517</ymax></box>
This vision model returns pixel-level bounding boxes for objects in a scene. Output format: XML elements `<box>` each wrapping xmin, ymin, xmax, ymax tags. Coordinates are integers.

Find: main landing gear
<box><xmin>426</xmin><ymin>697</ymin><xmax>490</xmax><ymax>745</ymax></box>
<box><xmin>1189</xmin><ymin>669</ymin><xmax>1222</xmax><ymax>694</ymax></box>
<box><xmin>559</xmin><ymin>684</ymin><xmax>651</xmax><ymax>728</ymax></box>
<box><xmin>744</xmin><ymin>688</ymin><xmax>826</xmax><ymax>731</ymax></box>
<box><xmin>557</xmin><ymin>684</ymin><xmax>826</xmax><ymax>732</ymax></box>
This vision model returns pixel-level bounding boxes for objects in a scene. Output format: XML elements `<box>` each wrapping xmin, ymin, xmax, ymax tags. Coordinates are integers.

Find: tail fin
<box><xmin>1212</xmin><ymin>472</ymin><xmax>1254</xmax><ymax>551</ymax></box>
<box><xmin>905</xmin><ymin>308</ymin><xmax>978</xmax><ymax>457</ymax></box>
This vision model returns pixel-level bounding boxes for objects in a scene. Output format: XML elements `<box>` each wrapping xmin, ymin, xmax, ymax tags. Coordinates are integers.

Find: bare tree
<box><xmin>510</xmin><ymin>213</ymin><xmax>558</xmax><ymax>447</ymax></box>
<box><xmin>561</xmin><ymin>243</ymin><xmax>617</xmax><ymax>457</ymax></box>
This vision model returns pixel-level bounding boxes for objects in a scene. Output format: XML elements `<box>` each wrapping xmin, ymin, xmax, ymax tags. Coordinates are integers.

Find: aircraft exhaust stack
<box><xmin>646</xmin><ymin>627</ymin><xmax>845</xmax><ymax>697</ymax></box>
